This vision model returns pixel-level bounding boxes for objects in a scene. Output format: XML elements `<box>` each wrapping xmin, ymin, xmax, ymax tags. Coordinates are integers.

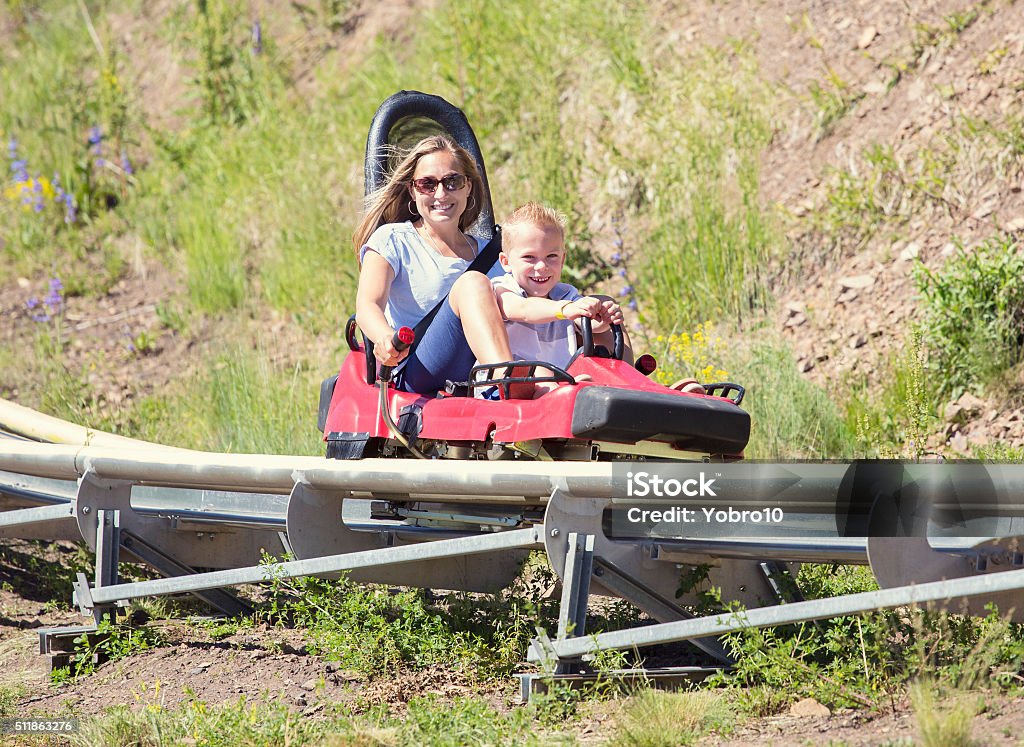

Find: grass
<box><xmin>609</xmin><ymin>689</ymin><xmax>732</xmax><ymax>747</ymax></box>
<box><xmin>3</xmin><ymin>0</ymin><xmax>1024</xmax><ymax>742</ymax></box>
<box><xmin>712</xmin><ymin>563</ymin><xmax>1024</xmax><ymax>713</ymax></box>
<box><xmin>726</xmin><ymin>337</ymin><xmax>858</xmax><ymax>459</ymax></box>
<box><xmin>911</xmin><ymin>681</ymin><xmax>979</xmax><ymax>747</ymax></box>
<box><xmin>128</xmin><ymin>340</ymin><xmax>327</xmax><ymax>454</ymax></box>
<box><xmin>69</xmin><ymin>694</ymin><xmax>554</xmax><ymax>747</ymax></box>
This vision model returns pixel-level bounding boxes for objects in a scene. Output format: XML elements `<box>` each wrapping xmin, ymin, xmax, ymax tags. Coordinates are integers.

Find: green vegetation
<box><xmin>71</xmin><ymin>694</ymin><xmax>553</xmax><ymax>747</ymax></box>
<box><xmin>52</xmin><ymin>615</ymin><xmax>167</xmax><ymax>684</ymax></box>
<box><xmin>262</xmin><ymin>556</ymin><xmax>637</xmax><ymax>681</ymax></box>
<box><xmin>711</xmin><ymin>564</ymin><xmax>1024</xmax><ymax>712</ymax></box>
<box><xmin>4</xmin><ymin>0</ymin><xmax>1024</xmax><ymax>743</ymax></box>
<box><xmin>914</xmin><ymin>234</ymin><xmax>1024</xmax><ymax>397</ymax></box>
<box><xmin>609</xmin><ymin>690</ymin><xmax>732</xmax><ymax>747</ymax></box>
<box><xmin>847</xmin><ymin>333</ymin><xmax>937</xmax><ymax>459</ymax></box>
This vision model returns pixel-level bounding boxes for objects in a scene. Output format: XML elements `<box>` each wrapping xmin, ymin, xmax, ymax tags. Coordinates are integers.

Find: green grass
<box><xmin>712</xmin><ymin>565</ymin><xmax>1024</xmax><ymax>713</ymax></box>
<box><xmin>128</xmin><ymin>341</ymin><xmax>326</xmax><ymax>454</ymax></box>
<box><xmin>609</xmin><ymin>689</ymin><xmax>732</xmax><ymax>747</ymax></box>
<box><xmin>726</xmin><ymin>338</ymin><xmax>858</xmax><ymax>459</ymax></box>
<box><xmin>914</xmin><ymin>234</ymin><xmax>1024</xmax><ymax>398</ymax></box>
<box><xmin>70</xmin><ymin>694</ymin><xmax>555</xmax><ymax>747</ymax></box>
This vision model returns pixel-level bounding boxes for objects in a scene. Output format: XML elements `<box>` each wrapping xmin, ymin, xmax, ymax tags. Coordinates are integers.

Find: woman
<box><xmin>354</xmin><ymin>135</ymin><xmax>516</xmax><ymax>393</ymax></box>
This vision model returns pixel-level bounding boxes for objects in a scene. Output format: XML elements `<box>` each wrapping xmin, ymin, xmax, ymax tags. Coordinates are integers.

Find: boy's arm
<box><xmin>494</xmin><ymin>287</ymin><xmax>601</xmax><ymax>324</ymax></box>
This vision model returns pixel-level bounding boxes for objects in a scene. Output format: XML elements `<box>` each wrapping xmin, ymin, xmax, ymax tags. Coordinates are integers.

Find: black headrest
<box><xmin>364</xmin><ymin>90</ymin><xmax>495</xmax><ymax>239</ymax></box>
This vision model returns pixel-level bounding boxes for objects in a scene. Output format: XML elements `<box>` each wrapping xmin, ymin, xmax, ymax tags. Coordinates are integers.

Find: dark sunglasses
<box><xmin>411</xmin><ymin>173</ymin><xmax>468</xmax><ymax>195</ymax></box>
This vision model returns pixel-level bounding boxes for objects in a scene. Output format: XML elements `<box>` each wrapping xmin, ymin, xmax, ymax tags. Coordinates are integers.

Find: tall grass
<box><xmin>130</xmin><ymin>342</ymin><xmax>325</xmax><ymax>454</ymax></box>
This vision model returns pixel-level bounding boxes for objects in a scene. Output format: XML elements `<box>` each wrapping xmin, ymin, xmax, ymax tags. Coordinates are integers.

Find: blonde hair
<box><xmin>502</xmin><ymin>202</ymin><xmax>567</xmax><ymax>248</ymax></box>
<box><xmin>503</xmin><ymin>202</ymin><xmax>569</xmax><ymax>255</ymax></box>
<box><xmin>352</xmin><ymin>135</ymin><xmax>484</xmax><ymax>257</ymax></box>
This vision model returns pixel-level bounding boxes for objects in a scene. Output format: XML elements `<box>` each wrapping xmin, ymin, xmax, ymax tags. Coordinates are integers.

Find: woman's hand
<box><xmin>373</xmin><ymin>330</ymin><xmax>410</xmax><ymax>367</ymax></box>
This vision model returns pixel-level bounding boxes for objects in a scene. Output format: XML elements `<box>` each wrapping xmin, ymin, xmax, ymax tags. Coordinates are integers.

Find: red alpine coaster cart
<box><xmin>318</xmin><ymin>91</ymin><xmax>750</xmax><ymax>463</ymax></box>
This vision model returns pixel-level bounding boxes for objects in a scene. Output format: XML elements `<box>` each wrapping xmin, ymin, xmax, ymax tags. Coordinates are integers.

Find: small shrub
<box><xmin>53</xmin><ymin>615</ymin><xmax>166</xmax><ymax>683</ymax></box>
<box><xmin>914</xmin><ymin>235</ymin><xmax>1024</xmax><ymax>397</ymax></box>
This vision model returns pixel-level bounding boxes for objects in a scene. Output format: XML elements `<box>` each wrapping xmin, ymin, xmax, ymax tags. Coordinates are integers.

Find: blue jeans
<box><xmin>397</xmin><ymin>299</ymin><xmax>476</xmax><ymax>393</ymax></box>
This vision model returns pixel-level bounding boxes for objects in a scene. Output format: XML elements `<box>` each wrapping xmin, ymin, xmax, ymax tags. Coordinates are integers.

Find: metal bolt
<box><xmin>550</xmin><ymin>528</ymin><xmax>560</xmax><ymax>537</ymax></box>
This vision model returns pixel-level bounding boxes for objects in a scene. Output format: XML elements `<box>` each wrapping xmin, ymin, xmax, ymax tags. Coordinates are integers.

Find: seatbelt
<box><xmin>405</xmin><ymin>225</ymin><xmax>503</xmax><ymax>360</ymax></box>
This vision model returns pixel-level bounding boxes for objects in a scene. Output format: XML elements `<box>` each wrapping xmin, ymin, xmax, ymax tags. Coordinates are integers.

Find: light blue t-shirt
<box><xmin>359</xmin><ymin>222</ymin><xmax>502</xmax><ymax>330</ymax></box>
<box><xmin>493</xmin><ymin>274</ymin><xmax>583</xmax><ymax>368</ymax></box>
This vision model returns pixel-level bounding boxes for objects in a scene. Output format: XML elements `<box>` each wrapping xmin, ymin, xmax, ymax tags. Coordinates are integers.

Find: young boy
<box><xmin>475</xmin><ymin>202</ymin><xmax>628</xmax><ymax>398</ymax></box>
<box><xmin>493</xmin><ymin>202</ymin><xmax>624</xmax><ymax>370</ymax></box>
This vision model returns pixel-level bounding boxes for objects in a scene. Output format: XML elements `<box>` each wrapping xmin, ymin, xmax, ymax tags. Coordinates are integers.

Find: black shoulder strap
<box><xmin>408</xmin><ymin>225</ymin><xmax>503</xmax><ymax>350</ymax></box>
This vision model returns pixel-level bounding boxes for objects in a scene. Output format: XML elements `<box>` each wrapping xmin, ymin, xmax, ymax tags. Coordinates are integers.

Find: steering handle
<box><xmin>580</xmin><ymin>317</ymin><xmax>624</xmax><ymax>360</ymax></box>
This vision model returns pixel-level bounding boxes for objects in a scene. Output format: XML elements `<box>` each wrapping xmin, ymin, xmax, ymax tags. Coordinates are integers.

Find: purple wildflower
<box><xmin>44</xmin><ymin>278</ymin><xmax>63</xmax><ymax>306</ymax></box>
<box><xmin>89</xmin><ymin>126</ymin><xmax>104</xmax><ymax>166</ymax></box>
<box><xmin>120</xmin><ymin>151</ymin><xmax>133</xmax><ymax>175</ymax></box>
<box><xmin>613</xmin><ymin>238</ymin><xmax>624</xmax><ymax>249</ymax></box>
<box><xmin>11</xmin><ymin>160</ymin><xmax>28</xmax><ymax>183</ymax></box>
<box><xmin>619</xmin><ymin>285</ymin><xmax>633</xmax><ymax>297</ymax></box>
<box><xmin>25</xmin><ymin>296</ymin><xmax>49</xmax><ymax>323</ymax></box>
<box><xmin>618</xmin><ymin>268</ymin><xmax>628</xmax><ymax>277</ymax></box>
<box><xmin>251</xmin><ymin>20</ymin><xmax>262</xmax><ymax>54</ymax></box>
<box><xmin>63</xmin><ymin>194</ymin><xmax>78</xmax><ymax>224</ymax></box>
<box><xmin>6</xmin><ymin>138</ymin><xmax>16</xmax><ymax>159</ymax></box>
<box><xmin>628</xmin><ymin>300</ymin><xmax>638</xmax><ymax>311</ymax></box>
<box><xmin>610</xmin><ymin>252</ymin><xmax>622</xmax><ymax>264</ymax></box>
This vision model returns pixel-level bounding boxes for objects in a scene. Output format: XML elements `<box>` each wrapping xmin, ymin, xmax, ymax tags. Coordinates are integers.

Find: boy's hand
<box><xmin>561</xmin><ymin>297</ymin><xmax>603</xmax><ymax>321</ymax></box>
<box><xmin>590</xmin><ymin>298</ymin><xmax>623</xmax><ymax>333</ymax></box>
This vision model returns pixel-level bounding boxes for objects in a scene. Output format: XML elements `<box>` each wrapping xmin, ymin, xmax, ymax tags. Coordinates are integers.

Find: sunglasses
<box><xmin>411</xmin><ymin>173</ymin><xmax>468</xmax><ymax>195</ymax></box>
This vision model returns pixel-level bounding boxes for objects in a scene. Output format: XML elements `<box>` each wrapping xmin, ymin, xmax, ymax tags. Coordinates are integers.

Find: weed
<box><xmin>808</xmin><ymin>68</ymin><xmax>864</xmax><ymax>141</ymax></box>
<box><xmin>266</xmin><ymin>571</ymin><xmax>524</xmax><ymax>678</ymax></box>
<box><xmin>848</xmin><ymin>332</ymin><xmax>937</xmax><ymax>459</ymax></box>
<box><xmin>712</xmin><ymin>565</ymin><xmax>1024</xmax><ymax>713</ymax></box>
<box><xmin>52</xmin><ymin>615</ymin><xmax>166</xmax><ymax>683</ymax></box>
<box><xmin>610</xmin><ymin>689</ymin><xmax>732</xmax><ymax>747</ymax></box>
<box><xmin>911</xmin><ymin>681</ymin><xmax>979</xmax><ymax>747</ymax></box>
<box><xmin>914</xmin><ymin>234</ymin><xmax>1024</xmax><ymax>397</ymax></box>
<box><xmin>0</xmin><ymin>684</ymin><xmax>25</xmax><ymax>718</ymax></box>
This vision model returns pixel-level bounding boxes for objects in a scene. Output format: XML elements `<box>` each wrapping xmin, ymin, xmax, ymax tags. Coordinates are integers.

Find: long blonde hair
<box><xmin>352</xmin><ymin>135</ymin><xmax>484</xmax><ymax>258</ymax></box>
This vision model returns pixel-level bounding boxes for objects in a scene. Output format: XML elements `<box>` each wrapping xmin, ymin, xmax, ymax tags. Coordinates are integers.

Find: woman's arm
<box><xmin>355</xmin><ymin>251</ymin><xmax>405</xmax><ymax>367</ymax></box>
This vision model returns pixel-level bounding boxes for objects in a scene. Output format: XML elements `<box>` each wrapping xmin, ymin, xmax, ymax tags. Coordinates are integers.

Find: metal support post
<box><xmin>557</xmin><ymin>533</ymin><xmax>594</xmax><ymax>641</ymax></box>
<box><xmin>553</xmin><ymin>533</ymin><xmax>594</xmax><ymax>675</ymax></box>
<box><xmin>91</xmin><ymin>509</ymin><xmax>121</xmax><ymax>624</ymax></box>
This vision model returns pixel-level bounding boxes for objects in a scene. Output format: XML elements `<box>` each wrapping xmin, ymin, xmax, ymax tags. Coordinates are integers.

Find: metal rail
<box><xmin>529</xmin><ymin>565</ymin><xmax>1024</xmax><ymax>665</ymax></box>
<box><xmin>75</xmin><ymin>526</ymin><xmax>543</xmax><ymax>609</ymax></box>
